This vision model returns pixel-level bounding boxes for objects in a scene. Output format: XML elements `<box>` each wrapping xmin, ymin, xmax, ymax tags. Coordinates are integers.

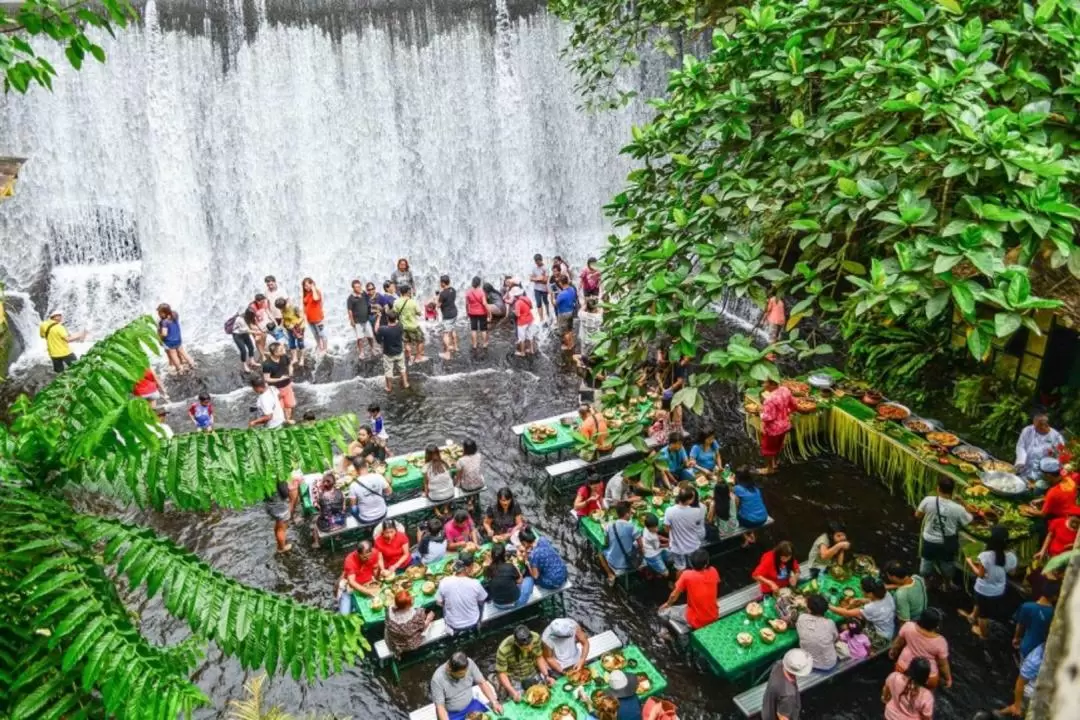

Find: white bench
<box><xmin>733</xmin><ymin>646</ymin><xmax>889</xmax><ymax>717</ymax></box>
<box><xmin>313</xmin><ymin>486</ymin><xmax>486</xmax><ymax>548</ymax></box>
<box><xmin>407</xmin><ymin>629</ymin><xmax>622</xmax><ymax>720</ymax></box>
<box><xmin>545</xmin><ymin>437</ymin><xmax>662</xmax><ymax>482</ymax></box>
<box><xmin>667</xmin><ymin>562</ymin><xmax>810</xmax><ymax>637</ymax></box>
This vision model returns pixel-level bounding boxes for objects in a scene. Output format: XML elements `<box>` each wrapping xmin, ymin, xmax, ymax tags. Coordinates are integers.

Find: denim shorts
<box><xmin>644</xmin><ymin>552</ymin><xmax>669</xmax><ymax>574</ymax></box>
<box><xmin>534</xmin><ymin>290</ymin><xmax>550</xmax><ymax>308</ymax></box>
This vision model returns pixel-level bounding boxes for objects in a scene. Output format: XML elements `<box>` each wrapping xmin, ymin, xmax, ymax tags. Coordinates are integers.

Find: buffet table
<box><xmin>520</xmin><ymin>400</ymin><xmax>656</xmax><ymax>457</ymax></box>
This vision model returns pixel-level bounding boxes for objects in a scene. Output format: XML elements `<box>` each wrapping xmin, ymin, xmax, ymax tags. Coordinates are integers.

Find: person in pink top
<box><xmin>888</xmin><ymin>608</ymin><xmax>952</xmax><ymax>689</ymax></box>
<box><xmin>765</xmin><ymin>295</ymin><xmax>785</xmax><ymax>341</ymax></box>
<box><xmin>465</xmin><ymin>276</ymin><xmax>492</xmax><ymax>350</ymax></box>
<box><xmin>882</xmin><ymin>658</ymin><xmax>934</xmax><ymax>720</ymax></box>
<box><xmin>756</xmin><ymin>377</ymin><xmax>797</xmax><ymax>474</ymax></box>
<box><xmin>444</xmin><ymin>509</ymin><xmax>481</xmax><ymax>551</ymax></box>
<box><xmin>510</xmin><ymin>288</ymin><xmax>538</xmax><ymax>357</ymax></box>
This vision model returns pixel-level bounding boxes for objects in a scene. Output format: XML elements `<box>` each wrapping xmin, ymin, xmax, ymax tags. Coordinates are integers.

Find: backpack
<box><xmin>224</xmin><ymin>315</ymin><xmax>237</xmax><ymax>334</ymax></box>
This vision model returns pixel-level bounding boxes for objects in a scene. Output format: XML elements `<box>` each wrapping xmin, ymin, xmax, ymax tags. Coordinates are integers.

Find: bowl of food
<box><xmin>852</xmin><ymin>554</ymin><xmax>878</xmax><ymax>575</ymax></box>
<box><xmin>828</xmin><ymin>565</ymin><xmax>851</xmax><ymax>581</ymax></box>
<box><xmin>380</xmin><ymin>569</ymin><xmax>396</xmax><ymax>582</ymax></box>
<box><xmin>903</xmin><ymin>417</ymin><xmax>938</xmax><ymax>434</ymax></box>
<box><xmin>405</xmin><ymin>565</ymin><xmax>427</xmax><ymax>580</ymax></box>
<box><xmin>982</xmin><ymin>459</ymin><xmax>1015</xmax><ymax>473</ymax></box>
<box><xmin>876</xmin><ymin>403</ymin><xmax>910</xmax><ymax>421</ymax></box>
<box><xmin>651</xmin><ymin>495</ymin><xmax>665</xmax><ymax>507</ymax></box>
<box><xmin>390</xmin><ymin>464</ymin><xmax>409</xmax><ymax>478</ymax></box>
<box><xmin>369</xmin><ymin>597</ymin><xmax>384</xmax><ymax>611</ymax></box>
<box><xmin>781</xmin><ymin>379</ymin><xmax>810</xmax><ymax>396</ymax></box>
<box><xmin>421</xmin><ymin>581</ymin><xmax>437</xmax><ymax>595</ymax></box>
<box><xmin>744</xmin><ymin>401</ymin><xmax>761</xmax><ymax>415</ymax></box>
<box><xmin>981</xmin><ymin>471</ymin><xmax>1027</xmax><ymax>497</ymax></box>
<box><xmin>926</xmin><ymin>432</ymin><xmax>960</xmax><ymax>448</ymax></box>
<box><xmin>861</xmin><ymin>391</ymin><xmax>883</xmax><ymax>406</ymax></box>
<box><xmin>808</xmin><ymin>373</ymin><xmax>834</xmax><ymax>389</ymax></box>
<box><xmin>600</xmin><ymin>652</ymin><xmax>626</xmax><ymax>671</ymax></box>
<box><xmin>589</xmin><ymin>509</ymin><xmax>605</xmax><ymax>523</ymax></box>
<box><xmin>602</xmin><ymin>409</ymin><xmax>616</xmax><ymax>420</ymax></box>
<box><xmin>695</xmin><ymin>475</ymin><xmax>710</xmax><ymax>488</ymax></box>
<box><xmin>550</xmin><ymin>704</ymin><xmax>577</xmax><ymax>720</ymax></box>
<box><xmin>524</xmin><ymin>684</ymin><xmax>551</xmax><ymax>708</ymax></box>
<box><xmin>636</xmin><ymin>677</ymin><xmax>652</xmax><ymax>695</ymax></box>
<box><xmin>795</xmin><ymin>398</ymin><xmax>818</xmax><ymax>414</ymax></box>
<box><xmin>953</xmin><ymin>445</ymin><xmax>990</xmax><ymax>464</ymax></box>
<box><xmin>842</xmin><ymin>588</ymin><xmax>856</xmax><ymax>599</ymax></box>
<box><xmin>745</xmin><ymin>601</ymin><xmax>764</xmax><ymax>619</ymax></box>
<box><xmin>465</xmin><ymin>712</ymin><xmax>490</xmax><ymax>720</ymax></box>
<box><xmin>566</xmin><ymin>667</ymin><xmax>594</xmax><ymax>686</ymax></box>
<box><xmin>736</xmin><ymin>632</ymin><xmax>754</xmax><ymax>648</ymax></box>
<box><xmin>769</xmin><ymin>619</ymin><xmax>788</xmax><ymax>633</ymax></box>
<box><xmin>560</xmin><ymin>416</ymin><xmax>575</xmax><ymax>427</ymax></box>
<box><xmin>759</xmin><ymin>628</ymin><xmax>776</xmax><ymax>644</ymax></box>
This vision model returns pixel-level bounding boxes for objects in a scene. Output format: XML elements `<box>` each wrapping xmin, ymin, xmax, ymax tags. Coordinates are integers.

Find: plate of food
<box><xmin>807</xmin><ymin>373</ymin><xmax>834</xmax><ymax>389</ymax></box>
<box><xmin>952</xmin><ymin>445</ymin><xmax>990</xmax><ymax>464</ymax></box>
<box><xmin>589</xmin><ymin>510</ymin><xmax>605</xmax><ymax>523</ymax></box>
<box><xmin>651</xmin><ymin>495</ymin><xmax>666</xmax><ymax>507</ymax></box>
<box><xmin>981</xmin><ymin>471</ymin><xmax>1027</xmax><ymax>497</ymax></box>
<box><xmin>591</xmin><ymin>690</ymin><xmax>607</xmax><ymax>705</ymax></box>
<box><xmin>736</xmin><ymin>632</ymin><xmax>754</xmax><ymax>648</ymax></box>
<box><xmin>465</xmin><ymin>712</ymin><xmax>491</xmax><ymax>720</ymax></box>
<box><xmin>744</xmin><ymin>401</ymin><xmax>761</xmax><ymax>415</ymax></box>
<box><xmin>565</xmin><ymin>667</ymin><xmax>594</xmax><ymax>686</ymax></box>
<box><xmin>982</xmin><ymin>459</ymin><xmax>1015</xmax><ymax>473</ymax></box>
<box><xmin>389</xmin><ymin>464</ymin><xmax>409</xmax><ymax>478</ymax></box>
<box><xmin>926</xmin><ymin>432</ymin><xmax>960</xmax><ymax>448</ymax></box>
<box><xmin>694</xmin><ymin>475</ymin><xmax>711</xmax><ymax>487</ymax></box>
<box><xmin>636</xmin><ymin>678</ymin><xmax>652</xmax><ymax>695</ymax></box>
<box><xmin>600</xmin><ymin>652</ymin><xmax>626</xmax><ymax>671</ymax></box>
<box><xmin>781</xmin><ymin>379</ymin><xmax>810</xmax><ymax>396</ymax></box>
<box><xmin>405</xmin><ymin>565</ymin><xmax>427</xmax><ymax>580</ymax></box>
<box><xmin>852</xmin><ymin>554</ymin><xmax>878</xmax><ymax>575</ymax></box>
<box><xmin>602</xmin><ymin>409</ymin><xmax>616</xmax><ymax>420</ymax></box>
<box><xmin>876</xmin><ymin>403</ymin><xmax>910</xmax><ymax>421</ymax></box>
<box><xmin>842</xmin><ymin>588</ymin><xmax>856</xmax><ymax>599</ymax></box>
<box><xmin>759</xmin><ymin>628</ymin><xmax>776</xmax><ymax>644</ymax></box>
<box><xmin>550</xmin><ymin>704</ymin><xmax>577</xmax><ymax>720</ymax></box>
<box><xmin>560</xmin><ymin>416</ymin><xmax>576</xmax><ymax>426</ymax></box>
<box><xmin>828</xmin><ymin>565</ymin><xmax>851</xmax><ymax>581</ymax></box>
<box><xmin>421</xmin><ymin>581</ymin><xmax>437</xmax><ymax>595</ymax></box>
<box><xmin>958</xmin><ymin>462</ymin><xmax>977</xmax><ymax>474</ymax></box>
<box><xmin>369</xmin><ymin>597</ymin><xmax>384</xmax><ymax>611</ymax></box>
<box><xmin>524</xmin><ymin>684</ymin><xmax>551</xmax><ymax>707</ymax></box>
<box><xmin>745</xmin><ymin>601</ymin><xmax>764</xmax><ymax>619</ymax></box>
<box><xmin>902</xmin><ymin>417</ymin><xmax>938</xmax><ymax>434</ymax></box>
<box><xmin>795</xmin><ymin>398</ymin><xmax>818</xmax><ymax>413</ymax></box>
<box><xmin>965</xmin><ymin>484</ymin><xmax>991</xmax><ymax>497</ymax></box>
<box><xmin>769</xmin><ymin>619</ymin><xmax>788</xmax><ymax>633</ymax></box>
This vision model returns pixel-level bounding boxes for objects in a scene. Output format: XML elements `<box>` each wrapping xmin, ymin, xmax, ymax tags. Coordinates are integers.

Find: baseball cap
<box><xmin>782</xmin><ymin>649</ymin><xmax>813</xmax><ymax>677</ymax></box>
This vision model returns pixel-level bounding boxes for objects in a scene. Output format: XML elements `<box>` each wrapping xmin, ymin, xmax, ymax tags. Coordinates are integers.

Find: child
<box><xmin>649</xmin><ymin>399</ymin><xmax>672</xmax><ymax>446</ymax></box>
<box><xmin>424</xmin><ymin>301</ymin><xmax>438</xmax><ymax>322</ymax></box>
<box><xmin>839</xmin><ymin>618</ymin><xmax>871</xmax><ymax>660</ymax></box>
<box><xmin>641</xmin><ymin>513</ymin><xmax>670</xmax><ymax>578</ymax></box>
<box><xmin>707</xmin><ymin>479</ymin><xmax>739</xmax><ymax>534</ymax></box>
<box><xmin>367</xmin><ymin>403</ymin><xmax>389</xmax><ymax>447</ymax></box>
<box><xmin>276</xmin><ymin>298</ymin><xmax>306</xmax><ymax>367</ymax></box>
<box><xmin>412</xmin><ymin>518</ymin><xmax>448</xmax><ymax>566</ymax></box>
<box><xmin>188</xmin><ymin>393</ymin><xmax>214</xmax><ymax>432</ymax></box>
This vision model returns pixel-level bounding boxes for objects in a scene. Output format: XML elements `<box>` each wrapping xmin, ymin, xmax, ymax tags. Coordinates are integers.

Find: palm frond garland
<box><xmin>74</xmin><ymin>415</ymin><xmax>358</xmax><ymax>511</ymax></box>
<box><xmin>11</xmin><ymin>315</ymin><xmax>161</xmax><ymax>474</ymax></box>
<box><xmin>74</xmin><ymin>515</ymin><xmax>369</xmax><ymax>680</ymax></box>
<box><xmin>1</xmin><ymin>489</ymin><xmax>211</xmax><ymax>720</ymax></box>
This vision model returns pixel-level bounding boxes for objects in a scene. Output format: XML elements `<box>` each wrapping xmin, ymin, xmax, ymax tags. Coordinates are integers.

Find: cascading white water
<box><xmin>0</xmin><ymin>0</ymin><xmax>645</xmax><ymax>354</ymax></box>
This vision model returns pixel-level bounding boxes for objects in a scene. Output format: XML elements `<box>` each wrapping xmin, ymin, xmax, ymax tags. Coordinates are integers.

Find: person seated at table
<box><xmin>445</xmin><ymin>509</ymin><xmax>481</xmax><ymax>551</ymax></box>
<box><xmin>384</xmin><ymin>590</ymin><xmax>435</xmax><ymax>658</ymax></box>
<box><xmin>430</xmin><ymin>650</ymin><xmax>503</xmax><ymax>720</ymax></box>
<box><xmin>487</xmin><ymin>542</ymin><xmax>534</xmax><ymax>609</ymax></box>
<box><xmin>690</xmin><ymin>427</ymin><xmax>723</xmax><ymax>474</ymax></box>
<box><xmin>1037</xmin><ymin>514</ymin><xmax>1080</xmax><ymax>562</ymax></box>
<box><xmin>1014</xmin><ymin>409</ymin><xmax>1064</xmax><ymax>483</ymax></box>
<box><xmin>455</xmin><ymin>438</ymin><xmax>486</xmax><ymax>495</ymax></box>
<box><xmin>883</xmin><ymin>560</ymin><xmax>928</xmax><ymax>624</ymax></box>
<box><xmin>607</xmin><ymin>670</ymin><xmax>644</xmax><ymax>719</ymax></box>
<box><xmin>604</xmin><ymin>471</ymin><xmax>644</xmax><ymax>507</ymax></box>
<box><xmin>578</xmin><ymin>403</ymin><xmax>612</xmax><ymax>452</ymax></box>
<box><xmin>641</xmin><ymin>513</ymin><xmax>671</xmax><ymax>579</ymax></box>
<box><xmin>424</xmin><ymin>444</ymin><xmax>457</xmax><ymax>513</ymax></box>
<box><xmin>752</xmin><ymin>541</ymin><xmax>800</xmax><ymax>594</ymax></box>
<box><xmin>574</xmin><ymin>474</ymin><xmax>606</xmax><ymax>517</ymax></box>
<box><xmin>796</xmin><ymin>594</ymin><xmax>838</xmax><ymax>670</ymax></box>
<box><xmin>312</xmin><ymin>473</ymin><xmax>346</xmax><ymax>545</ymax></box>
<box><xmin>830</xmin><ymin>575</ymin><xmax>897</xmax><ymax>640</ymax></box>
<box><xmin>806</xmin><ymin>521</ymin><xmax>851</xmax><ymax>579</ymax></box>
<box><xmin>706</xmin><ymin>477</ymin><xmax>739</xmax><ymax>535</ymax></box>
<box><xmin>520</xmin><ymin>528</ymin><xmax>568</xmax><ymax>589</ymax></box>
<box><xmin>658</xmin><ymin>548</ymin><xmax>720</xmax><ymax>633</ymax></box>
<box><xmin>338</xmin><ymin>540</ymin><xmax>380</xmax><ymax>614</ymax></box>
<box><xmin>733</xmin><ymin>470</ymin><xmax>769</xmax><ymax>547</ymax></box>
<box><xmin>657</xmin><ymin>431</ymin><xmax>694</xmax><ymax>488</ymax></box>
<box><xmin>664</xmin><ymin>486</ymin><xmax>706</xmax><ymax>573</ymax></box>
<box><xmin>346</xmin><ymin>425</ymin><xmax>385</xmax><ymax>468</ymax></box>
<box><xmin>413</xmin><ymin>518</ymin><xmax>448</xmax><ymax>566</ymax></box>
<box><xmin>572</xmin><ymin>688</ymin><xmax>620</xmax><ymax>720</ymax></box>
<box><xmin>347</xmin><ymin>458</ymin><xmax>391</xmax><ymax>526</ymax></box>
<box><xmin>375</xmin><ymin>521</ymin><xmax>412</xmax><ymax>573</ymax></box>
<box><xmin>889</xmin><ymin>607</ymin><xmax>952</xmax><ymax>689</ymax></box>
<box><xmin>436</xmin><ymin>552</ymin><xmax>488</xmax><ymax>634</ymax></box>
<box><xmin>494</xmin><ymin>625</ymin><xmax>555</xmax><ymax>702</ymax></box>
<box><xmin>598</xmin><ymin>501</ymin><xmax>642</xmax><ymax>585</ymax></box>
<box><xmin>541</xmin><ymin>617</ymin><xmax>590</xmax><ymax>674</ymax></box>
<box><xmin>485</xmin><ymin>487</ymin><xmax>526</xmax><ymax>543</ymax></box>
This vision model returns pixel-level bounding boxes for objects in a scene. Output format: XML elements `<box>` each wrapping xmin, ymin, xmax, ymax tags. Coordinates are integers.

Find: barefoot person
<box><xmin>393</xmin><ymin>284</ymin><xmax>426</xmax><ymax>363</ymax></box>
<box><xmin>301</xmin><ymin>277</ymin><xmax>327</xmax><ymax>354</ymax></box>
<box><xmin>509</xmin><ymin>288</ymin><xmax>537</xmax><ymax>356</ymax></box>
<box><xmin>434</xmin><ymin>274</ymin><xmax>459</xmax><ymax>359</ymax></box>
<box><xmin>375</xmin><ymin>310</ymin><xmax>408</xmax><ymax>392</ymax></box>
<box><xmin>757</xmin><ymin>377</ymin><xmax>796</xmax><ymax>474</ymax></box>
<box><xmin>262</xmin><ymin>341</ymin><xmax>296</xmax><ymax>423</ymax></box>
<box><xmin>391</xmin><ymin>257</ymin><xmax>415</xmax><ymax>292</ymax></box>
<box><xmin>156</xmin><ymin>303</ymin><xmax>195</xmax><ymax>373</ymax></box>
<box><xmin>465</xmin><ymin>276</ymin><xmax>491</xmax><ymax>350</ymax></box>
<box><xmin>347</xmin><ymin>279</ymin><xmax>375</xmax><ymax>358</ymax></box>
<box><xmin>276</xmin><ymin>297</ymin><xmax>306</xmax><ymax>368</ymax></box>
<box><xmin>529</xmin><ymin>253</ymin><xmax>550</xmax><ymax>323</ymax></box>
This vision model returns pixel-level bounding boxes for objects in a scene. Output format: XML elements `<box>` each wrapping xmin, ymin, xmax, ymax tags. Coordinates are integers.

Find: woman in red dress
<box><xmin>758</xmin><ymin>378</ymin><xmax>797</xmax><ymax>474</ymax></box>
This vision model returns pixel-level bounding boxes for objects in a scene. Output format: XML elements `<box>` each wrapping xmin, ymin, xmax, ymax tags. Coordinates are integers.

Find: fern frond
<box><xmin>11</xmin><ymin>316</ymin><xmax>161</xmax><ymax>474</ymax></box>
<box><xmin>74</xmin><ymin>415</ymin><xmax>357</xmax><ymax>511</ymax></box>
<box><xmin>74</xmin><ymin>515</ymin><xmax>368</xmax><ymax>680</ymax></box>
<box><xmin>0</xmin><ymin>487</ymin><xmax>210</xmax><ymax>720</ymax></box>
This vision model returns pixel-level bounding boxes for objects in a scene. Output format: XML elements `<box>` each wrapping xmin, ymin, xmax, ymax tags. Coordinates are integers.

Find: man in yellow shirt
<box><xmin>39</xmin><ymin>310</ymin><xmax>87</xmax><ymax>373</ymax></box>
<box><xmin>391</xmin><ymin>284</ymin><xmax>426</xmax><ymax>363</ymax></box>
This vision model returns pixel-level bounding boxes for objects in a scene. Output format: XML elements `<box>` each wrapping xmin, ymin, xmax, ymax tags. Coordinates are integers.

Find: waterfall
<box><xmin>716</xmin><ymin>290</ymin><xmax>769</xmax><ymax>343</ymax></box>
<box><xmin>0</xmin><ymin>0</ymin><xmax>645</xmax><ymax>356</ymax></box>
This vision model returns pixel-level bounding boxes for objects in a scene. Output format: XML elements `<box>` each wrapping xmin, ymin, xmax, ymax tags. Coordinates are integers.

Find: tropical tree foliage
<box><xmin>0</xmin><ymin>0</ymin><xmax>135</xmax><ymax>93</ymax></box>
<box><xmin>553</xmin><ymin>0</ymin><xmax>1078</xmax><ymax>393</ymax></box>
<box><xmin>1</xmin><ymin>317</ymin><xmax>367</xmax><ymax>720</ymax></box>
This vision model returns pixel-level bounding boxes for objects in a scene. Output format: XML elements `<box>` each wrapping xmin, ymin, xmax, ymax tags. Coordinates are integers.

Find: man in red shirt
<box><xmin>339</xmin><ymin>541</ymin><xmax>380</xmax><ymax>614</ymax></box>
<box><xmin>657</xmin><ymin>548</ymin><xmax>720</xmax><ymax>633</ymax></box>
<box><xmin>510</xmin><ymin>288</ymin><xmax>537</xmax><ymax>357</ymax></box>
<box><xmin>1040</xmin><ymin>475</ymin><xmax>1080</xmax><ymax>522</ymax></box>
<box><xmin>375</xmin><ymin>522</ymin><xmax>412</xmax><ymax>573</ymax></box>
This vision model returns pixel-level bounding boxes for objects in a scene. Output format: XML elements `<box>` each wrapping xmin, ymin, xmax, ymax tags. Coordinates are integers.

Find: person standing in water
<box><xmin>393</xmin><ymin>284</ymin><xmax>426</xmax><ymax>363</ymax></box>
<box><xmin>301</xmin><ymin>277</ymin><xmax>327</xmax><ymax>354</ymax></box>
<box><xmin>579</xmin><ymin>257</ymin><xmax>601</xmax><ymax>299</ymax></box>
<box><xmin>156</xmin><ymin>303</ymin><xmax>195</xmax><ymax>374</ymax></box>
<box><xmin>434</xmin><ymin>274</ymin><xmax>459</xmax><ymax>359</ymax></box>
<box><xmin>347</xmin><ymin>279</ymin><xmax>375</xmax><ymax>359</ymax></box>
<box><xmin>39</xmin><ymin>310</ymin><xmax>88</xmax><ymax>373</ymax></box>
<box><xmin>391</xmin><ymin>258</ymin><xmax>415</xmax><ymax>292</ymax></box>
<box><xmin>529</xmin><ymin>254</ymin><xmax>550</xmax><ymax>323</ymax></box>
<box><xmin>276</xmin><ymin>297</ymin><xmax>306</xmax><ymax>368</ymax></box>
<box><xmin>264</xmin><ymin>275</ymin><xmax>288</xmax><ymax>326</ymax></box>
<box><xmin>375</xmin><ymin>310</ymin><xmax>409</xmax><ymax>392</ymax></box>
<box><xmin>765</xmin><ymin>294</ymin><xmax>786</xmax><ymax>342</ymax></box>
<box><xmin>228</xmin><ymin>306</ymin><xmax>258</xmax><ymax>372</ymax></box>
<box><xmin>465</xmin><ymin>276</ymin><xmax>491</xmax><ymax>350</ymax></box>
<box><xmin>263</xmin><ymin>341</ymin><xmax>296</xmax><ymax>424</ymax></box>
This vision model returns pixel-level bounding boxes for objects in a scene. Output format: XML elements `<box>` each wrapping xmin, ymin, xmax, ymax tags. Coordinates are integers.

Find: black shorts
<box><xmin>975</xmin><ymin>590</ymin><xmax>1008</xmax><ymax>620</ymax></box>
<box><xmin>469</xmin><ymin>315</ymin><xmax>488</xmax><ymax>331</ymax></box>
<box><xmin>51</xmin><ymin>354</ymin><xmax>77</xmax><ymax>373</ymax></box>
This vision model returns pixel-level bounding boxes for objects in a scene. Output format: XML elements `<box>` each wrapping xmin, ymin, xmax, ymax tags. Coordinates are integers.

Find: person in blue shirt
<box><xmin>156</xmin><ymin>303</ymin><xmax>195</xmax><ymax>374</ymax></box>
<box><xmin>1013</xmin><ymin>589</ymin><xmax>1057</xmax><ymax>659</ymax></box>
<box><xmin>732</xmin><ymin>469</ymin><xmax>769</xmax><ymax>546</ymax></box>
<box><xmin>520</xmin><ymin>528</ymin><xmax>568</xmax><ymax>589</ymax></box>
<box><xmin>658</xmin><ymin>432</ymin><xmax>695</xmax><ymax>489</ymax></box>
<box><xmin>690</xmin><ymin>427</ymin><xmax>723</xmax><ymax>474</ymax></box>
<box><xmin>553</xmin><ymin>275</ymin><xmax>579</xmax><ymax>350</ymax></box>
<box><xmin>599</xmin><ymin>501</ymin><xmax>642</xmax><ymax>585</ymax></box>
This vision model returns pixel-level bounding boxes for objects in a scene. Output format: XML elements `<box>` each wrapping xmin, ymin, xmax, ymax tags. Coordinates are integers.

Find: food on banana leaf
<box><xmin>926</xmin><ymin>432</ymin><xmax>960</xmax><ymax>448</ymax></box>
<box><xmin>781</xmin><ymin>380</ymin><xmax>810</xmax><ymax>396</ymax></box>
